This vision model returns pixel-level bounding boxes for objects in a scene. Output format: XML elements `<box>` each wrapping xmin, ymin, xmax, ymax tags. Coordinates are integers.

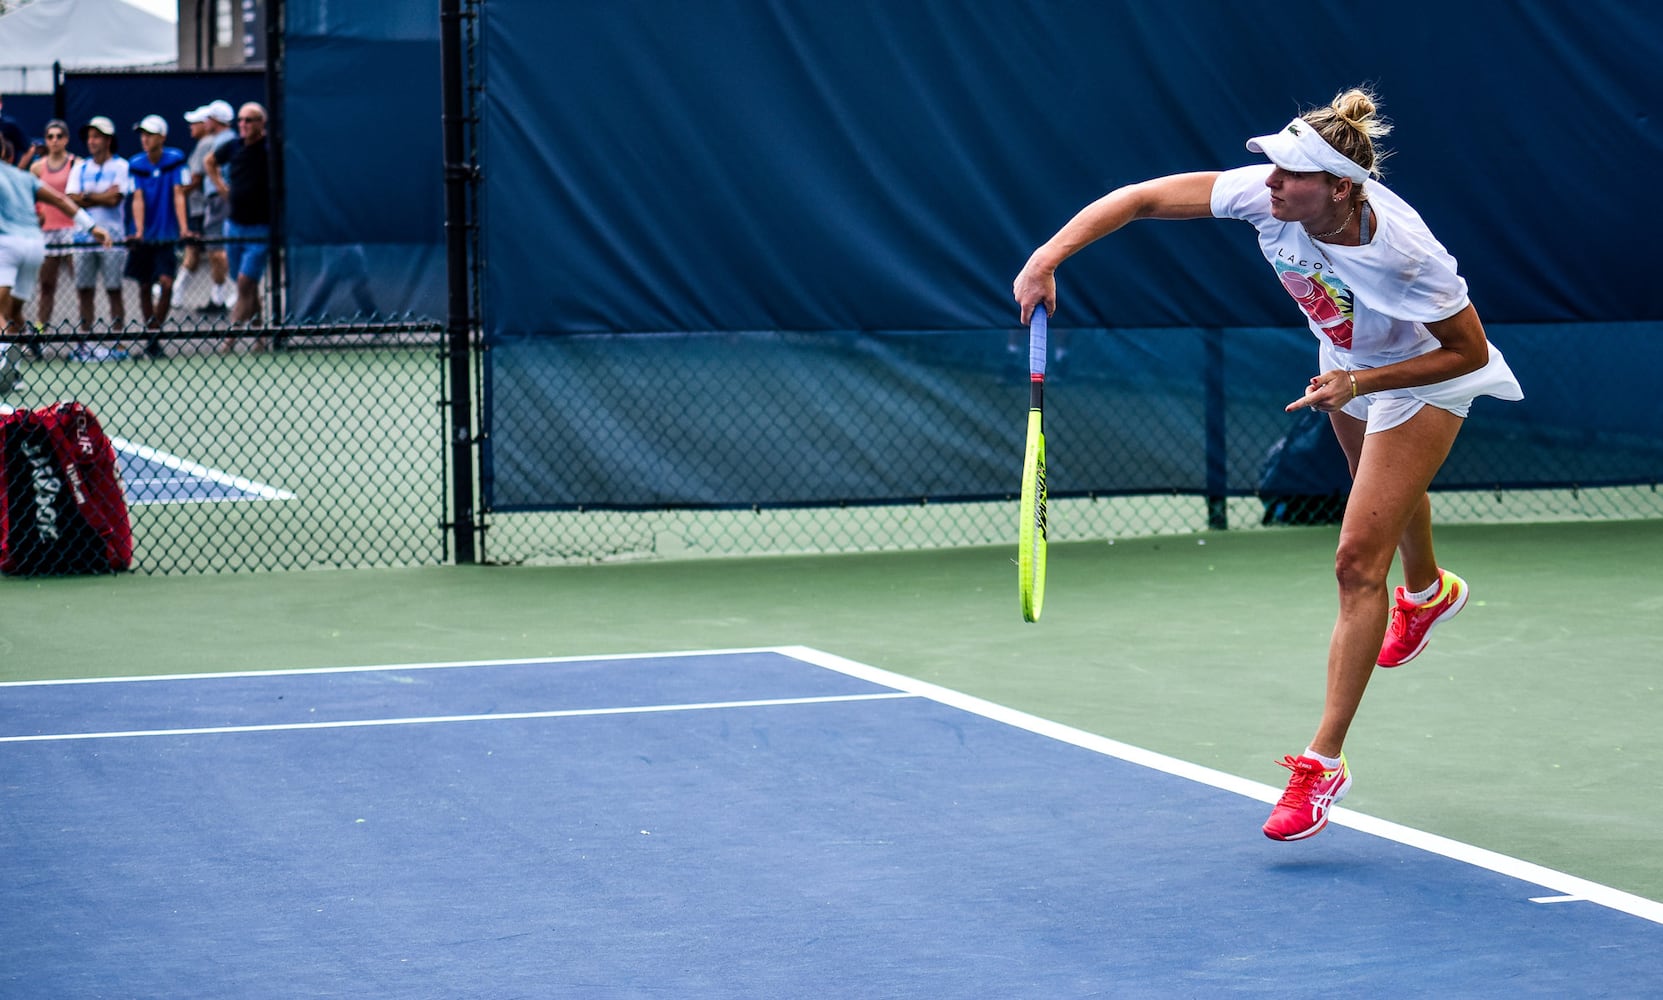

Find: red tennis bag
<box><xmin>0</xmin><ymin>402</ymin><xmax>133</xmax><ymax>575</ymax></box>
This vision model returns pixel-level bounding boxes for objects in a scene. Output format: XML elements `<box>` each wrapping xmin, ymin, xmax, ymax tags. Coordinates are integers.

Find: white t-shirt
<box><xmin>65</xmin><ymin>155</ymin><xmax>131</xmax><ymax>239</ymax></box>
<box><xmin>1211</xmin><ymin>164</ymin><xmax>1476</xmax><ymax>365</ymax></box>
<box><xmin>1211</xmin><ymin>163</ymin><xmax>1521</xmax><ymax>414</ymax></box>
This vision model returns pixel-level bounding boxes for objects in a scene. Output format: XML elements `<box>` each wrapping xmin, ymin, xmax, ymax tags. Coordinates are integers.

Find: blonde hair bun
<box><xmin>1303</xmin><ymin>85</ymin><xmax>1393</xmax><ymax>178</ymax></box>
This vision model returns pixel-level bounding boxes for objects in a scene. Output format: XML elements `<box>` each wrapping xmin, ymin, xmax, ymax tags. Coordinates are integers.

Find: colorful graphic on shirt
<box><xmin>1275</xmin><ymin>261</ymin><xmax>1354</xmax><ymax>349</ymax></box>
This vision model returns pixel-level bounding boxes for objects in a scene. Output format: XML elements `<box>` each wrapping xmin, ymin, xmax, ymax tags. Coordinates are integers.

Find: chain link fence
<box><xmin>473</xmin><ymin>329</ymin><xmax>1663</xmax><ymax>567</ymax></box>
<box><xmin>3</xmin><ymin>242</ymin><xmax>447</xmax><ymax>575</ymax></box>
<box><xmin>4</xmin><ymin>244</ymin><xmax>1659</xmax><ymax>575</ymax></box>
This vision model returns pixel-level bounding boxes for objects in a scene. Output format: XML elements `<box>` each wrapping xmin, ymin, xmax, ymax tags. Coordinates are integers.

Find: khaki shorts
<box><xmin>75</xmin><ymin>246</ymin><xmax>129</xmax><ymax>291</ymax></box>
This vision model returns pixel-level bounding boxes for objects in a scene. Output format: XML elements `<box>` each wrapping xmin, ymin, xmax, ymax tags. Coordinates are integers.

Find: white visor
<box><xmin>1246</xmin><ymin>118</ymin><xmax>1370</xmax><ymax>183</ymax></box>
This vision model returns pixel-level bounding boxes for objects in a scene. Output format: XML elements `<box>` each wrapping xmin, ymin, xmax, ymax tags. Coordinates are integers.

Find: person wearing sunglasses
<box><xmin>27</xmin><ymin>120</ymin><xmax>78</xmax><ymax>354</ymax></box>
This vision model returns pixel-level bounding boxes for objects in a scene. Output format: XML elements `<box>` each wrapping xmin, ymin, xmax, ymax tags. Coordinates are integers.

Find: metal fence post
<box><xmin>265</xmin><ymin>0</ymin><xmax>285</xmax><ymax>324</ymax></box>
<box><xmin>1205</xmin><ymin>328</ymin><xmax>1229</xmax><ymax>530</ymax></box>
<box><xmin>441</xmin><ymin>0</ymin><xmax>478</xmax><ymax>563</ymax></box>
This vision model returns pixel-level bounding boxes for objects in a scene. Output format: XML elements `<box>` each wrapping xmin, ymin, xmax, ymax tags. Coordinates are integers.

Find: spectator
<box><xmin>0</xmin><ymin>94</ymin><xmax>39</xmax><ymax>171</ymax></box>
<box><xmin>207</xmin><ymin>102</ymin><xmax>270</xmax><ymax>350</ymax></box>
<box><xmin>2</xmin><ymin>134</ymin><xmax>113</xmax><ymax>391</ymax></box>
<box><xmin>126</xmin><ymin>114</ymin><xmax>192</xmax><ymax>359</ymax></box>
<box><xmin>28</xmin><ymin>119</ymin><xmax>78</xmax><ymax>354</ymax></box>
<box><xmin>67</xmin><ymin>116</ymin><xmax>131</xmax><ymax>359</ymax></box>
<box><xmin>179</xmin><ymin>99</ymin><xmax>235</xmax><ymax>314</ymax></box>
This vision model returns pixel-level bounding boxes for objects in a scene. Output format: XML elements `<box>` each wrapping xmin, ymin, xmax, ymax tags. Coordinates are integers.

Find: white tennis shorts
<box><xmin>1324</xmin><ymin>340</ymin><xmax>1525</xmax><ymax>434</ymax></box>
<box><xmin>0</xmin><ymin>232</ymin><xmax>46</xmax><ymax>301</ymax></box>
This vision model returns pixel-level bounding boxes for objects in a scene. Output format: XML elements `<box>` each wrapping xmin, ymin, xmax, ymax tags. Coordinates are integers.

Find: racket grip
<box><xmin>1028</xmin><ymin>306</ymin><xmax>1048</xmax><ymax>377</ymax></box>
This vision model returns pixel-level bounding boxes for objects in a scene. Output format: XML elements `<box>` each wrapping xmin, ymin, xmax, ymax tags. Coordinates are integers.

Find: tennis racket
<box><xmin>1018</xmin><ymin>306</ymin><xmax>1048</xmax><ymax>622</ymax></box>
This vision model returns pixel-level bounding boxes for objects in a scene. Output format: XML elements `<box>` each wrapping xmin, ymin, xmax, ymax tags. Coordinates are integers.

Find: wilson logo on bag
<box><xmin>1</xmin><ymin>403</ymin><xmax>133</xmax><ymax>575</ymax></box>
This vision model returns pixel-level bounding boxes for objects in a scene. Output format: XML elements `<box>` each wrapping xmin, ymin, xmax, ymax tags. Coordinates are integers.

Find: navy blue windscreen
<box><xmin>276</xmin><ymin>0</ymin><xmax>1661</xmax><ymax>507</ymax></box>
<box><xmin>1</xmin><ymin>95</ymin><xmax>56</xmax><ymax>144</ymax></box>
<box><xmin>59</xmin><ymin>71</ymin><xmax>265</xmax><ymax>162</ymax></box>
<box><xmin>280</xmin><ymin>0</ymin><xmax>445</xmax><ymax>319</ymax></box>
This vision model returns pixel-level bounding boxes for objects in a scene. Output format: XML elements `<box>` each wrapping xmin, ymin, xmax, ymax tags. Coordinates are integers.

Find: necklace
<box><xmin>1304</xmin><ymin>203</ymin><xmax>1355</xmax><ymax>241</ymax></box>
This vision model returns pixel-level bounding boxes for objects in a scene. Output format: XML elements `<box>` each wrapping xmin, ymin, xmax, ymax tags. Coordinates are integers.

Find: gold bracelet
<box><xmin>1348</xmin><ymin>373</ymin><xmax>1359</xmax><ymax>399</ymax></box>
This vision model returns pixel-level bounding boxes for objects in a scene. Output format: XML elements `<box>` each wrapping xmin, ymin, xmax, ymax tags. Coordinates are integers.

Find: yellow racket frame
<box><xmin>1018</xmin><ymin>407</ymin><xmax>1047</xmax><ymax>622</ymax></box>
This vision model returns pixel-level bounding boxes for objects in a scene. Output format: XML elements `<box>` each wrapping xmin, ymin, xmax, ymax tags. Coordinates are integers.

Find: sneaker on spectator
<box><xmin>1263</xmin><ymin>754</ymin><xmax>1351</xmax><ymax>842</ymax></box>
<box><xmin>71</xmin><ymin>345</ymin><xmax>127</xmax><ymax>362</ymax></box>
<box><xmin>1378</xmin><ymin>569</ymin><xmax>1469</xmax><ymax>668</ymax></box>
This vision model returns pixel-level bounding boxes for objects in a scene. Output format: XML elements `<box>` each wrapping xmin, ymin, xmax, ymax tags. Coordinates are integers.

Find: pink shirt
<box><xmin>34</xmin><ymin>154</ymin><xmax>77</xmax><ymax>230</ymax></box>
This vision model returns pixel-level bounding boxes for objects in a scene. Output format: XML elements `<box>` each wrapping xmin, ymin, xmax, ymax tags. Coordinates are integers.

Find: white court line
<box><xmin>777</xmin><ymin>645</ymin><xmax>1663</xmax><ymax>929</ymax></box>
<box><xmin>5</xmin><ymin>644</ymin><xmax>1660</xmax><ymax>927</ymax></box>
<box><xmin>110</xmin><ymin>436</ymin><xmax>296</xmax><ymax>502</ymax></box>
<box><xmin>0</xmin><ymin>691</ymin><xmax>917</xmax><ymax>743</ymax></box>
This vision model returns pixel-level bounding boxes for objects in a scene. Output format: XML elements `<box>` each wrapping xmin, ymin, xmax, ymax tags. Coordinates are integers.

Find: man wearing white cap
<box><xmin>1012</xmin><ymin>87</ymin><xmax>1522</xmax><ymax>844</ymax></box>
<box><xmin>180</xmin><ymin>100</ymin><xmax>235</xmax><ymax>313</ymax></box>
<box><xmin>68</xmin><ymin>117</ymin><xmax>131</xmax><ymax>356</ymax></box>
<box><xmin>126</xmin><ymin>113</ymin><xmax>193</xmax><ymax>358</ymax></box>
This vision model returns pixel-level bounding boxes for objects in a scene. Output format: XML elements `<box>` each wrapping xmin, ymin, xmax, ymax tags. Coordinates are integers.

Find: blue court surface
<box><xmin>3</xmin><ymin>648</ymin><xmax>1660</xmax><ymax>998</ymax></box>
<box><xmin>110</xmin><ymin>436</ymin><xmax>295</xmax><ymax>505</ymax></box>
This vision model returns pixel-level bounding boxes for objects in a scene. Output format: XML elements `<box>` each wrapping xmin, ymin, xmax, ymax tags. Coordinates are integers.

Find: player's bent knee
<box><xmin>1332</xmin><ymin>544</ymin><xmax>1391</xmax><ymax>595</ymax></box>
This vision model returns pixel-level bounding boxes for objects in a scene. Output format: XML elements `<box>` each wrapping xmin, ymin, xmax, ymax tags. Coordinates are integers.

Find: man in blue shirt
<box><xmin>125</xmin><ymin>114</ymin><xmax>193</xmax><ymax>359</ymax></box>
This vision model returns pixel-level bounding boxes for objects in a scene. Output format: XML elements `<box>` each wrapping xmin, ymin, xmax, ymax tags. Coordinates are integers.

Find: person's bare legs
<box><xmin>1</xmin><ymin>288</ymin><xmax>20</xmax><ymax>336</ymax></box>
<box><xmin>77</xmin><ymin>286</ymin><xmax>95</xmax><ymax>331</ymax></box>
<box><xmin>32</xmin><ymin>255</ymin><xmax>65</xmax><ymax>356</ymax></box>
<box><xmin>210</xmin><ymin>249</ymin><xmax>229</xmax><ymax>301</ymax></box>
<box><xmin>1330</xmin><ymin>413</ymin><xmax>1443</xmax><ymax>602</ymax></box>
<box><xmin>230</xmin><ymin>272</ymin><xmax>265</xmax><ymax>351</ymax></box>
<box><xmin>144</xmin><ymin>274</ymin><xmax>175</xmax><ymax>357</ymax></box>
<box><xmin>1310</xmin><ymin>405</ymin><xmax>1464</xmax><ymax>758</ymax></box>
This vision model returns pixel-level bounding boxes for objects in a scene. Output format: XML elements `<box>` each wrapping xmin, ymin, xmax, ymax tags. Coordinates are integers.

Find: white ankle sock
<box><xmin>1304</xmin><ymin>747</ymin><xmax>1343</xmax><ymax>769</ymax></box>
<box><xmin>1404</xmin><ymin>576</ymin><xmax>1442</xmax><ymax>605</ymax></box>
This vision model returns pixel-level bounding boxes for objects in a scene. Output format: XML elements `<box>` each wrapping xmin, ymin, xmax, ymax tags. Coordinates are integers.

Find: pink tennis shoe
<box><xmin>1378</xmin><ymin>568</ymin><xmax>1469</xmax><ymax>668</ymax></box>
<box><xmin>1263</xmin><ymin>753</ymin><xmax>1352</xmax><ymax>841</ymax></box>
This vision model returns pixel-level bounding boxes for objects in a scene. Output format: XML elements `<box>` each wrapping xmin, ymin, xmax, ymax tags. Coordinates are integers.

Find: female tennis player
<box><xmin>1011</xmin><ymin>87</ymin><xmax>1522</xmax><ymax>842</ymax></box>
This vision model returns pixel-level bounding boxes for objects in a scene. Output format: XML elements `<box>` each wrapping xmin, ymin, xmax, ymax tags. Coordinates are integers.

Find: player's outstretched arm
<box><xmin>1014</xmin><ymin>171</ymin><xmax>1220</xmax><ymax>322</ymax></box>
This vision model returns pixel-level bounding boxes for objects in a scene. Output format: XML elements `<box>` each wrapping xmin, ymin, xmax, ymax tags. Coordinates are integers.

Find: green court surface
<box><xmin>3</xmin><ymin>519</ymin><xmax>1660</xmax><ymax>905</ymax></box>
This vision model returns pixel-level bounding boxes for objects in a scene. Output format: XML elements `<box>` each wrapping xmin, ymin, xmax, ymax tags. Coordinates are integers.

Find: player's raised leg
<box><xmin>1329</xmin><ymin>411</ymin><xmax>1468</xmax><ymax>668</ymax></box>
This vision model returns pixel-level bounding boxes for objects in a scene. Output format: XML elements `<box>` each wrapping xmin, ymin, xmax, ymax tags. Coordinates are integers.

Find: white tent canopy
<box><xmin>0</xmin><ymin>0</ymin><xmax>176</xmax><ymax>91</ymax></box>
